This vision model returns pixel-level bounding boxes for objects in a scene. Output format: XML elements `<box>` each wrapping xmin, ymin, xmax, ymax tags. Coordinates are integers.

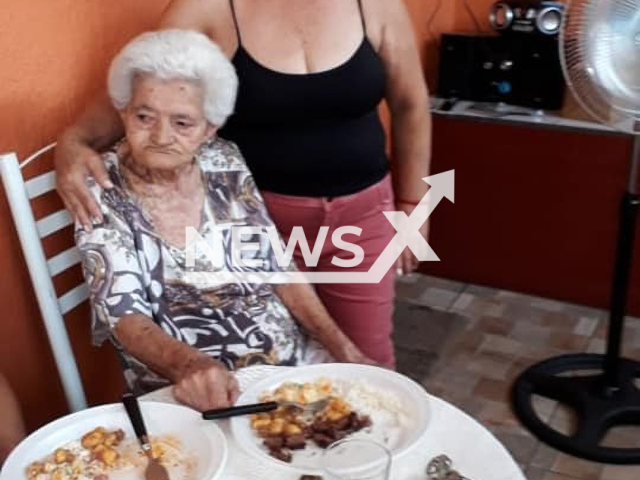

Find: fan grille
<box><xmin>561</xmin><ymin>0</ymin><xmax>640</xmax><ymax>133</ymax></box>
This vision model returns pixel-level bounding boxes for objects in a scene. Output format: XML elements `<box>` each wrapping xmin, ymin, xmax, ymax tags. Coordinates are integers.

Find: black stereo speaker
<box><xmin>489</xmin><ymin>1</ymin><xmax>565</xmax><ymax>36</ymax></box>
<box><xmin>437</xmin><ymin>33</ymin><xmax>565</xmax><ymax>110</ymax></box>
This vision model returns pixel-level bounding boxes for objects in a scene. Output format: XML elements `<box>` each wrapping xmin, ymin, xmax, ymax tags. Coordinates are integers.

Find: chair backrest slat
<box><xmin>59</xmin><ymin>283</ymin><xmax>89</xmax><ymax>315</ymax></box>
<box><xmin>25</xmin><ymin>171</ymin><xmax>56</xmax><ymax>199</ymax></box>
<box><xmin>0</xmin><ymin>150</ymin><xmax>87</xmax><ymax>411</ymax></box>
<box><xmin>47</xmin><ymin>246</ymin><xmax>82</xmax><ymax>278</ymax></box>
<box><xmin>36</xmin><ymin>210</ymin><xmax>73</xmax><ymax>238</ymax></box>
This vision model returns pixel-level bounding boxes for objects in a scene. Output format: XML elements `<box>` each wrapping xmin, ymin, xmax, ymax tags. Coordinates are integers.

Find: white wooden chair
<box><xmin>0</xmin><ymin>144</ymin><xmax>88</xmax><ymax>411</ymax></box>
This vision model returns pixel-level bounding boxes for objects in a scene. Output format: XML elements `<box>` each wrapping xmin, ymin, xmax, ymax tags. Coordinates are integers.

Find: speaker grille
<box><xmin>536</xmin><ymin>7</ymin><xmax>563</xmax><ymax>35</ymax></box>
<box><xmin>490</xmin><ymin>2</ymin><xmax>514</xmax><ymax>30</ymax></box>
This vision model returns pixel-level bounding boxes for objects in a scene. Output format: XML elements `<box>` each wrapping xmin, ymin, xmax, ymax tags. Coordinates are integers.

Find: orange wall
<box><xmin>404</xmin><ymin>0</ymin><xmax>456</xmax><ymax>88</ymax></box>
<box><xmin>0</xmin><ymin>0</ymin><xmax>453</xmax><ymax>432</ymax></box>
<box><xmin>453</xmin><ymin>0</ymin><xmax>497</xmax><ymax>33</ymax></box>
<box><xmin>0</xmin><ymin>0</ymin><xmax>171</xmax><ymax>431</ymax></box>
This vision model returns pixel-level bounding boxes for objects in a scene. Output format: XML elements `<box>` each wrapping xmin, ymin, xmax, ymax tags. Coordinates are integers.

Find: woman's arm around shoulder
<box><xmin>159</xmin><ymin>0</ymin><xmax>238</xmax><ymax>56</ymax></box>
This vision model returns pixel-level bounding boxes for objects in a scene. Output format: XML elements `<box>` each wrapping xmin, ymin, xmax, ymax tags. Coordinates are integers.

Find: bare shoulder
<box><xmin>159</xmin><ymin>0</ymin><xmax>237</xmax><ymax>56</ymax></box>
<box><xmin>362</xmin><ymin>0</ymin><xmax>427</xmax><ymax>106</ymax></box>
<box><xmin>361</xmin><ymin>0</ymin><xmax>415</xmax><ymax>52</ymax></box>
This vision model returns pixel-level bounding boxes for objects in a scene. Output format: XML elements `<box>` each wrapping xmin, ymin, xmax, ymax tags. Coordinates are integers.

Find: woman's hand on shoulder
<box><xmin>55</xmin><ymin>130</ymin><xmax>111</xmax><ymax>230</ymax></box>
<box><xmin>172</xmin><ymin>356</ymin><xmax>240</xmax><ymax>411</ymax></box>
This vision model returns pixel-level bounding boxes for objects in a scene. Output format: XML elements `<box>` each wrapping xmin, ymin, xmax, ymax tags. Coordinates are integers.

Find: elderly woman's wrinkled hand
<box><xmin>172</xmin><ymin>360</ymin><xmax>240</xmax><ymax>411</ymax></box>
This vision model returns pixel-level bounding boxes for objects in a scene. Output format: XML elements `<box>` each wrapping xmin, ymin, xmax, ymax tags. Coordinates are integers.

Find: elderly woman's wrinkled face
<box><xmin>120</xmin><ymin>74</ymin><xmax>216</xmax><ymax>171</ymax></box>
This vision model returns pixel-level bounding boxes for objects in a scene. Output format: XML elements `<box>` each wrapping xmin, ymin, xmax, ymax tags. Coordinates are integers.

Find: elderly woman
<box><xmin>76</xmin><ymin>29</ymin><xmax>373</xmax><ymax>411</ymax></box>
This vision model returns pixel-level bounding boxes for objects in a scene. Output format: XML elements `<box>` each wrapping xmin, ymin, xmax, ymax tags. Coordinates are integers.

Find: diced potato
<box><xmin>284</xmin><ymin>422</ymin><xmax>302</xmax><ymax>435</ymax></box>
<box><xmin>50</xmin><ymin>469</ymin><xmax>65</xmax><ymax>480</ymax></box>
<box><xmin>334</xmin><ymin>399</ymin><xmax>350</xmax><ymax>413</ymax></box>
<box><xmin>326</xmin><ymin>410</ymin><xmax>347</xmax><ymax>422</ymax></box>
<box><xmin>104</xmin><ymin>432</ymin><xmax>118</xmax><ymax>446</ymax></box>
<box><xmin>54</xmin><ymin>448</ymin><xmax>74</xmax><ymax>464</ymax></box>
<box><xmin>268</xmin><ymin>418</ymin><xmax>285</xmax><ymax>435</ymax></box>
<box><xmin>103</xmin><ymin>447</ymin><xmax>118</xmax><ymax>465</ymax></box>
<box><xmin>26</xmin><ymin>461</ymin><xmax>44</xmax><ymax>479</ymax></box>
<box><xmin>94</xmin><ymin>445</ymin><xmax>118</xmax><ymax>466</ymax></box>
<box><xmin>251</xmin><ymin>418</ymin><xmax>271</xmax><ymax>430</ymax></box>
<box><xmin>81</xmin><ymin>427</ymin><xmax>106</xmax><ymax>449</ymax></box>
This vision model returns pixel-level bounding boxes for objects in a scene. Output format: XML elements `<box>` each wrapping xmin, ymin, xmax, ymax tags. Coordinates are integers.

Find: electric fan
<box><xmin>512</xmin><ymin>0</ymin><xmax>640</xmax><ymax>464</ymax></box>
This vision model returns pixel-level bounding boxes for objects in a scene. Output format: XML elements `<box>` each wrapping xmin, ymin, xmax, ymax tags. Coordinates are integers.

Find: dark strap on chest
<box><xmin>229</xmin><ymin>0</ymin><xmax>243</xmax><ymax>46</ymax></box>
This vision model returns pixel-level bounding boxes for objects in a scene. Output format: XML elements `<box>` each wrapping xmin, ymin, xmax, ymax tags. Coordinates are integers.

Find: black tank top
<box><xmin>219</xmin><ymin>0</ymin><xmax>389</xmax><ymax>197</ymax></box>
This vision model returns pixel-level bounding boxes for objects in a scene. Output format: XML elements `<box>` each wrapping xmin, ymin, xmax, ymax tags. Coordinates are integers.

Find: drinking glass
<box><xmin>320</xmin><ymin>438</ymin><xmax>391</xmax><ymax>480</ymax></box>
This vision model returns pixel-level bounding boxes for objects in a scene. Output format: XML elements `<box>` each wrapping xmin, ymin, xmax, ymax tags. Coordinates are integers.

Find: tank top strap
<box><xmin>228</xmin><ymin>0</ymin><xmax>243</xmax><ymax>46</ymax></box>
<box><xmin>356</xmin><ymin>0</ymin><xmax>367</xmax><ymax>36</ymax></box>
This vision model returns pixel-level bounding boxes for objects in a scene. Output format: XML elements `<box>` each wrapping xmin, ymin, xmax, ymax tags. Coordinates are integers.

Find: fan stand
<box><xmin>512</xmin><ymin>134</ymin><xmax>640</xmax><ymax>464</ymax></box>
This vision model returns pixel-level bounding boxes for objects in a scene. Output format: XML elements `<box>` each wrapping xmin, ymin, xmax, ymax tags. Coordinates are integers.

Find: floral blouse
<box><xmin>76</xmin><ymin>138</ymin><xmax>328</xmax><ymax>393</ymax></box>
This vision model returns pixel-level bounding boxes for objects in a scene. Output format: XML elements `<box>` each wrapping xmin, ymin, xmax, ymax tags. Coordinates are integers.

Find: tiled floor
<box><xmin>395</xmin><ymin>274</ymin><xmax>640</xmax><ymax>480</ymax></box>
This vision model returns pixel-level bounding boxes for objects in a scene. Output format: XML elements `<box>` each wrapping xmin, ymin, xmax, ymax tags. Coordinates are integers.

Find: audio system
<box><xmin>489</xmin><ymin>1</ymin><xmax>564</xmax><ymax>36</ymax></box>
<box><xmin>436</xmin><ymin>1</ymin><xmax>566</xmax><ymax>110</ymax></box>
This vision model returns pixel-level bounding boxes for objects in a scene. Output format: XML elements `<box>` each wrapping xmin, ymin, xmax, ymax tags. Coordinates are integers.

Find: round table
<box><xmin>142</xmin><ymin>365</ymin><xmax>527</xmax><ymax>480</ymax></box>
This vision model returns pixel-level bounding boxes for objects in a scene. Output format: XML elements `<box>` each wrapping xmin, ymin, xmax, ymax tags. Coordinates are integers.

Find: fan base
<box><xmin>512</xmin><ymin>353</ymin><xmax>640</xmax><ymax>464</ymax></box>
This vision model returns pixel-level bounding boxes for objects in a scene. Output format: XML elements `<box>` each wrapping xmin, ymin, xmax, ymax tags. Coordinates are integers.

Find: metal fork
<box><xmin>202</xmin><ymin>397</ymin><xmax>331</xmax><ymax>420</ymax></box>
<box><xmin>280</xmin><ymin>397</ymin><xmax>331</xmax><ymax>412</ymax></box>
<box><xmin>122</xmin><ymin>393</ymin><xmax>170</xmax><ymax>480</ymax></box>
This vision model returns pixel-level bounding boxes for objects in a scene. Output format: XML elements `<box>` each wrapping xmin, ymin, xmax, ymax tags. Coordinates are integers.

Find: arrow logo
<box><xmin>367</xmin><ymin>169</ymin><xmax>455</xmax><ymax>281</ymax></box>
<box><xmin>184</xmin><ymin>170</ymin><xmax>454</xmax><ymax>285</ymax></box>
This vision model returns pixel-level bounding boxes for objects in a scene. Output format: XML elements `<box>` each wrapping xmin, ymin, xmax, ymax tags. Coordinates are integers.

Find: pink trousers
<box><xmin>261</xmin><ymin>175</ymin><xmax>396</xmax><ymax>367</ymax></box>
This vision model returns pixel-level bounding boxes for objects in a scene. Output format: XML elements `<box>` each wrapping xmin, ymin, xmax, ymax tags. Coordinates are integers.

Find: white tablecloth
<box><xmin>142</xmin><ymin>366</ymin><xmax>527</xmax><ymax>480</ymax></box>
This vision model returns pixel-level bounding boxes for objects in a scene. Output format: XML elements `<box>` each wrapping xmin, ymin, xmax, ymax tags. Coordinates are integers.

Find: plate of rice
<box><xmin>1</xmin><ymin>401</ymin><xmax>227</xmax><ymax>480</ymax></box>
<box><xmin>230</xmin><ymin>363</ymin><xmax>431</xmax><ymax>473</ymax></box>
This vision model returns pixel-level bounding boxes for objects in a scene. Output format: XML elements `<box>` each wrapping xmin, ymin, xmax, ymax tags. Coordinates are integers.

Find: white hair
<box><xmin>108</xmin><ymin>29</ymin><xmax>238</xmax><ymax>126</ymax></box>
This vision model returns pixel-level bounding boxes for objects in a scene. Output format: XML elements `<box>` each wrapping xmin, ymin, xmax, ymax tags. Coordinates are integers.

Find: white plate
<box><xmin>1</xmin><ymin>401</ymin><xmax>227</xmax><ymax>480</ymax></box>
<box><xmin>230</xmin><ymin>363</ymin><xmax>430</xmax><ymax>474</ymax></box>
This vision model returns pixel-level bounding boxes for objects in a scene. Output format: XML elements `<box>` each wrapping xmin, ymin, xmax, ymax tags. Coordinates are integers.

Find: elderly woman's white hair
<box><xmin>108</xmin><ymin>29</ymin><xmax>237</xmax><ymax>126</ymax></box>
